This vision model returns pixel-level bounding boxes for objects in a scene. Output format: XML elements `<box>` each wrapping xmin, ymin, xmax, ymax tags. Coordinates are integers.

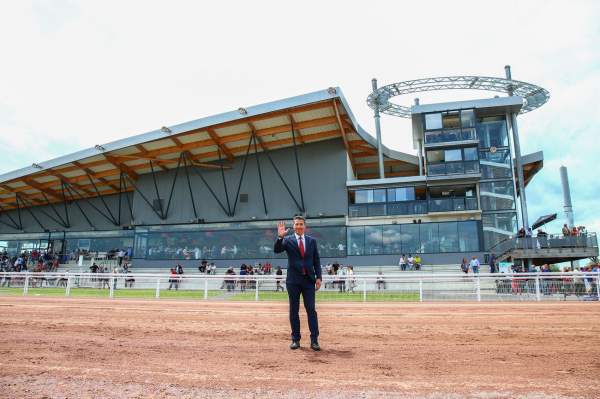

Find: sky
<box><xmin>0</xmin><ymin>0</ymin><xmax>599</xmax><ymax>234</ymax></box>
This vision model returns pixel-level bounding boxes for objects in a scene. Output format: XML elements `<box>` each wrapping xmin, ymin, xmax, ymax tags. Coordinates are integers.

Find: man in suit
<box><xmin>274</xmin><ymin>215</ymin><xmax>322</xmax><ymax>351</ymax></box>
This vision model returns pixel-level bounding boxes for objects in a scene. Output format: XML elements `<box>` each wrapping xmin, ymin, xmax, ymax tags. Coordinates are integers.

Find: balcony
<box><xmin>349</xmin><ymin>201</ymin><xmax>428</xmax><ymax>218</ymax></box>
<box><xmin>490</xmin><ymin>233</ymin><xmax>599</xmax><ymax>265</ymax></box>
<box><xmin>429</xmin><ymin>197</ymin><xmax>478</xmax><ymax>212</ymax></box>
<box><xmin>424</xmin><ymin>128</ymin><xmax>477</xmax><ymax>145</ymax></box>
<box><xmin>427</xmin><ymin>160</ymin><xmax>479</xmax><ymax>176</ymax></box>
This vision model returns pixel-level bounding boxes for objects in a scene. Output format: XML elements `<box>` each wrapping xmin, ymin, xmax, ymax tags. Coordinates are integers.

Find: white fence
<box><xmin>0</xmin><ymin>271</ymin><xmax>599</xmax><ymax>302</ymax></box>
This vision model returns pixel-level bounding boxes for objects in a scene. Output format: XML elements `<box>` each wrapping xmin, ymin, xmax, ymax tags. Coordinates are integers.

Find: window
<box><xmin>364</xmin><ymin>226</ymin><xmax>383</xmax><ymax>255</ymax></box>
<box><xmin>483</xmin><ymin>212</ymin><xmax>517</xmax><ymax>249</ymax></box>
<box><xmin>347</xmin><ymin>226</ymin><xmax>365</xmax><ymax>255</ymax></box>
<box><xmin>445</xmin><ymin>149</ymin><xmax>462</xmax><ymax>162</ymax></box>
<box><xmin>351</xmin><ymin>189</ymin><xmax>386</xmax><ymax>204</ymax></box>
<box><xmin>387</xmin><ymin>187</ymin><xmax>416</xmax><ymax>202</ymax></box>
<box><xmin>400</xmin><ymin>224</ymin><xmax>420</xmax><ymax>254</ymax></box>
<box><xmin>442</xmin><ymin>111</ymin><xmax>460</xmax><ymax>129</ymax></box>
<box><xmin>480</xmin><ymin>149</ymin><xmax>512</xmax><ymax>179</ymax></box>
<box><xmin>427</xmin><ymin>150</ymin><xmax>444</xmax><ymax>163</ymax></box>
<box><xmin>438</xmin><ymin>222</ymin><xmax>459</xmax><ymax>252</ymax></box>
<box><xmin>425</xmin><ymin>113</ymin><xmax>442</xmax><ymax>130</ymax></box>
<box><xmin>419</xmin><ymin>223</ymin><xmax>439</xmax><ymax>253</ymax></box>
<box><xmin>480</xmin><ymin>181</ymin><xmax>515</xmax><ymax>211</ymax></box>
<box><xmin>458</xmin><ymin>221</ymin><xmax>480</xmax><ymax>251</ymax></box>
<box><xmin>461</xmin><ymin>110</ymin><xmax>475</xmax><ymax>128</ymax></box>
<box><xmin>463</xmin><ymin>147</ymin><xmax>478</xmax><ymax>161</ymax></box>
<box><xmin>478</xmin><ymin>117</ymin><xmax>508</xmax><ymax>148</ymax></box>
<box><xmin>382</xmin><ymin>225</ymin><xmax>402</xmax><ymax>254</ymax></box>
<box><xmin>372</xmin><ymin>189</ymin><xmax>386</xmax><ymax>203</ymax></box>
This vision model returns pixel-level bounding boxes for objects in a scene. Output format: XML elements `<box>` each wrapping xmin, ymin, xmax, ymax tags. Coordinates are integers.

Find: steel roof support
<box><xmin>0</xmin><ymin>204</ymin><xmax>20</xmax><ymax>230</ymax></box>
<box><xmin>123</xmin><ymin>173</ymin><xmax>164</xmax><ymax>221</ymax></box>
<box><xmin>289</xmin><ymin>118</ymin><xmax>306</xmax><ymax>212</ymax></box>
<box><xmin>86</xmin><ymin>174</ymin><xmax>119</xmax><ymax>225</ymax></box>
<box><xmin>185</xmin><ymin>152</ymin><xmax>231</xmax><ymax>217</ymax></box>
<box><xmin>120</xmin><ymin>172</ymin><xmax>134</xmax><ymax>223</ymax></box>
<box><xmin>231</xmin><ymin>135</ymin><xmax>254</xmax><ymax>217</ymax></box>
<box><xmin>64</xmin><ymin>182</ymin><xmax>118</xmax><ymax>226</ymax></box>
<box><xmin>149</xmin><ymin>161</ymin><xmax>165</xmax><ymax>219</ymax></box>
<box><xmin>255</xmin><ymin>135</ymin><xmax>304</xmax><ymax>213</ymax></box>
<box><xmin>16</xmin><ymin>194</ymin><xmax>46</xmax><ymax>231</ymax></box>
<box><xmin>218</xmin><ymin>149</ymin><xmax>232</xmax><ymax>217</ymax></box>
<box><xmin>252</xmin><ymin>133</ymin><xmax>268</xmax><ymax>216</ymax></box>
<box><xmin>163</xmin><ymin>153</ymin><xmax>184</xmax><ymax>220</ymax></box>
<box><xmin>63</xmin><ymin>184</ymin><xmax>95</xmax><ymax>228</ymax></box>
<box><xmin>182</xmin><ymin>155</ymin><xmax>198</xmax><ymax>220</ymax></box>
<box><xmin>39</xmin><ymin>192</ymin><xmax>69</xmax><ymax>228</ymax></box>
<box><xmin>61</xmin><ymin>181</ymin><xmax>70</xmax><ymax>228</ymax></box>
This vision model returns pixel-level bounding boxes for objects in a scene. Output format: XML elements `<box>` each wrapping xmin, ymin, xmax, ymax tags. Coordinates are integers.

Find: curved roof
<box><xmin>0</xmin><ymin>88</ymin><xmax>418</xmax><ymax>211</ymax></box>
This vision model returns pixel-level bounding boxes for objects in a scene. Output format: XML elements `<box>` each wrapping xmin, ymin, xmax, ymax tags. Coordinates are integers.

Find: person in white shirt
<box><xmin>469</xmin><ymin>256</ymin><xmax>480</xmax><ymax>274</ymax></box>
<box><xmin>399</xmin><ymin>254</ymin><xmax>407</xmax><ymax>271</ymax></box>
<box><xmin>407</xmin><ymin>255</ymin><xmax>414</xmax><ymax>271</ymax></box>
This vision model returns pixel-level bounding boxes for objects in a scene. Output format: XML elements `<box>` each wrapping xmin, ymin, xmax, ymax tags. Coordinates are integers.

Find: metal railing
<box><xmin>428</xmin><ymin>197</ymin><xmax>478</xmax><ymax>212</ymax></box>
<box><xmin>424</xmin><ymin>128</ymin><xmax>477</xmax><ymax>144</ymax></box>
<box><xmin>1</xmin><ymin>271</ymin><xmax>598</xmax><ymax>302</ymax></box>
<box><xmin>427</xmin><ymin>160</ymin><xmax>479</xmax><ymax>176</ymax></box>
<box><xmin>349</xmin><ymin>201</ymin><xmax>427</xmax><ymax>217</ymax></box>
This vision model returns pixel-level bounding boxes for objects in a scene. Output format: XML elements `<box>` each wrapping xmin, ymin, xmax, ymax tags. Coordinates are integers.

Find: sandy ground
<box><xmin>0</xmin><ymin>297</ymin><xmax>599</xmax><ymax>399</ymax></box>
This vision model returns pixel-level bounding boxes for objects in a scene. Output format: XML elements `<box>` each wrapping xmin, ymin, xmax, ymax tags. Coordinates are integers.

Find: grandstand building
<box><xmin>0</xmin><ymin>82</ymin><xmax>546</xmax><ymax>267</ymax></box>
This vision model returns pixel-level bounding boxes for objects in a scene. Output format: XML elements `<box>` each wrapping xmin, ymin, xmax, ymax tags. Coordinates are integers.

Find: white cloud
<box><xmin>0</xmin><ymin>0</ymin><xmax>598</xmax><ymax>233</ymax></box>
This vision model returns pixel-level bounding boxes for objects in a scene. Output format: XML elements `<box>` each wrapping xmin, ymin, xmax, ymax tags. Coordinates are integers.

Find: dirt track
<box><xmin>0</xmin><ymin>297</ymin><xmax>599</xmax><ymax>399</ymax></box>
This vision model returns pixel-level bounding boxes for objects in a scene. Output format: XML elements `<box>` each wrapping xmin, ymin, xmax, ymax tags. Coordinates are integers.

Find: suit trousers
<box><xmin>286</xmin><ymin>277</ymin><xmax>319</xmax><ymax>342</ymax></box>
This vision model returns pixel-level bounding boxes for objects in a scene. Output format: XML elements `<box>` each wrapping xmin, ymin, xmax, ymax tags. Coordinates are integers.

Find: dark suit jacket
<box><xmin>274</xmin><ymin>234</ymin><xmax>322</xmax><ymax>284</ymax></box>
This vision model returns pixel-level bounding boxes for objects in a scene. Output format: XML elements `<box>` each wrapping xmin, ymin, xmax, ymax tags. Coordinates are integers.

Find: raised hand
<box><xmin>277</xmin><ymin>221</ymin><xmax>288</xmax><ymax>238</ymax></box>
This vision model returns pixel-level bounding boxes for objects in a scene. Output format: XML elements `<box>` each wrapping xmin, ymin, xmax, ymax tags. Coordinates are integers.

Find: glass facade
<box><xmin>426</xmin><ymin>147</ymin><xmax>480</xmax><ymax>176</ymax></box>
<box><xmin>477</xmin><ymin>117</ymin><xmax>508</xmax><ymax>148</ymax></box>
<box><xmin>480</xmin><ymin>149</ymin><xmax>512</xmax><ymax>179</ymax></box>
<box><xmin>480</xmin><ymin>181</ymin><xmax>516</xmax><ymax>211</ymax></box>
<box><xmin>476</xmin><ymin>115</ymin><xmax>517</xmax><ymax>250</ymax></box>
<box><xmin>134</xmin><ymin>225</ymin><xmax>347</xmax><ymax>260</ymax></box>
<box><xmin>423</xmin><ymin>109</ymin><xmax>478</xmax><ymax>145</ymax></box>
<box><xmin>346</xmin><ymin>221</ymin><xmax>481</xmax><ymax>255</ymax></box>
<box><xmin>482</xmin><ymin>213</ymin><xmax>517</xmax><ymax>251</ymax></box>
<box><xmin>349</xmin><ymin>186</ymin><xmax>427</xmax><ymax>217</ymax></box>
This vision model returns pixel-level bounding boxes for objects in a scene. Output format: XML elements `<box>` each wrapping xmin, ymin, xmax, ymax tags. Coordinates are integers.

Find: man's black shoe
<box><xmin>289</xmin><ymin>341</ymin><xmax>300</xmax><ymax>350</ymax></box>
<box><xmin>310</xmin><ymin>342</ymin><xmax>321</xmax><ymax>351</ymax></box>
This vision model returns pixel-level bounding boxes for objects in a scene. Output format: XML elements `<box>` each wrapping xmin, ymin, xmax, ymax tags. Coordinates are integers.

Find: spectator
<box><xmin>414</xmin><ymin>255</ymin><xmax>422</xmax><ymax>271</ymax></box>
<box><xmin>562</xmin><ymin>224</ymin><xmax>570</xmax><ymax>236</ymax></box>
<box><xmin>337</xmin><ymin>266</ymin><xmax>346</xmax><ymax>292</ymax></box>
<box><xmin>470</xmin><ymin>256</ymin><xmax>480</xmax><ymax>274</ymax></box>
<box><xmin>346</xmin><ymin>266</ymin><xmax>356</xmax><ymax>293</ymax></box>
<box><xmin>460</xmin><ymin>258</ymin><xmax>469</xmax><ymax>274</ymax></box>
<box><xmin>407</xmin><ymin>254</ymin><xmax>415</xmax><ymax>271</ymax></box>
<box><xmin>224</xmin><ymin>267</ymin><xmax>236</xmax><ymax>292</ymax></box>
<box><xmin>117</xmin><ymin>249</ymin><xmax>126</xmax><ymax>266</ymax></box>
<box><xmin>489</xmin><ymin>253</ymin><xmax>497</xmax><ymax>273</ymax></box>
<box><xmin>239</xmin><ymin>264</ymin><xmax>248</xmax><ymax>292</ymax></box>
<box><xmin>399</xmin><ymin>254</ymin><xmax>407</xmax><ymax>271</ymax></box>
<box><xmin>376</xmin><ymin>271</ymin><xmax>386</xmax><ymax>290</ymax></box>
<box><xmin>168</xmin><ymin>267</ymin><xmax>179</xmax><ymax>290</ymax></box>
<box><xmin>275</xmin><ymin>266</ymin><xmax>284</xmax><ymax>292</ymax></box>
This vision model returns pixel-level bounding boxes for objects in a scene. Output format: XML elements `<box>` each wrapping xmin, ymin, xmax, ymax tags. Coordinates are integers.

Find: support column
<box><xmin>505</xmin><ymin>66</ymin><xmax>530</xmax><ymax>233</ymax></box>
<box><xmin>371</xmin><ymin>78</ymin><xmax>385</xmax><ymax>179</ymax></box>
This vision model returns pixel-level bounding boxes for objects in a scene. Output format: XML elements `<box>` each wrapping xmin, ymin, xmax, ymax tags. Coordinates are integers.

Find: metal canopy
<box><xmin>0</xmin><ymin>88</ymin><xmax>419</xmax><ymax>212</ymax></box>
<box><xmin>531</xmin><ymin>213</ymin><xmax>557</xmax><ymax>230</ymax></box>
<box><xmin>367</xmin><ymin>75</ymin><xmax>550</xmax><ymax>118</ymax></box>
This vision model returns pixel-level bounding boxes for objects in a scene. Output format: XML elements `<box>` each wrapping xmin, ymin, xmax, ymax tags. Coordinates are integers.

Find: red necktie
<box><xmin>299</xmin><ymin>237</ymin><xmax>307</xmax><ymax>275</ymax></box>
<box><xmin>299</xmin><ymin>237</ymin><xmax>305</xmax><ymax>258</ymax></box>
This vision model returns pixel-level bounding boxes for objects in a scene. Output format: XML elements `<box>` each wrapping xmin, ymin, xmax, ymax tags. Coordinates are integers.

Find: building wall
<box><xmin>0</xmin><ymin>138</ymin><xmax>348</xmax><ymax>234</ymax></box>
<box><xmin>130</xmin><ymin>138</ymin><xmax>348</xmax><ymax>225</ymax></box>
<box><xmin>0</xmin><ymin>193</ymin><xmax>133</xmax><ymax>234</ymax></box>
